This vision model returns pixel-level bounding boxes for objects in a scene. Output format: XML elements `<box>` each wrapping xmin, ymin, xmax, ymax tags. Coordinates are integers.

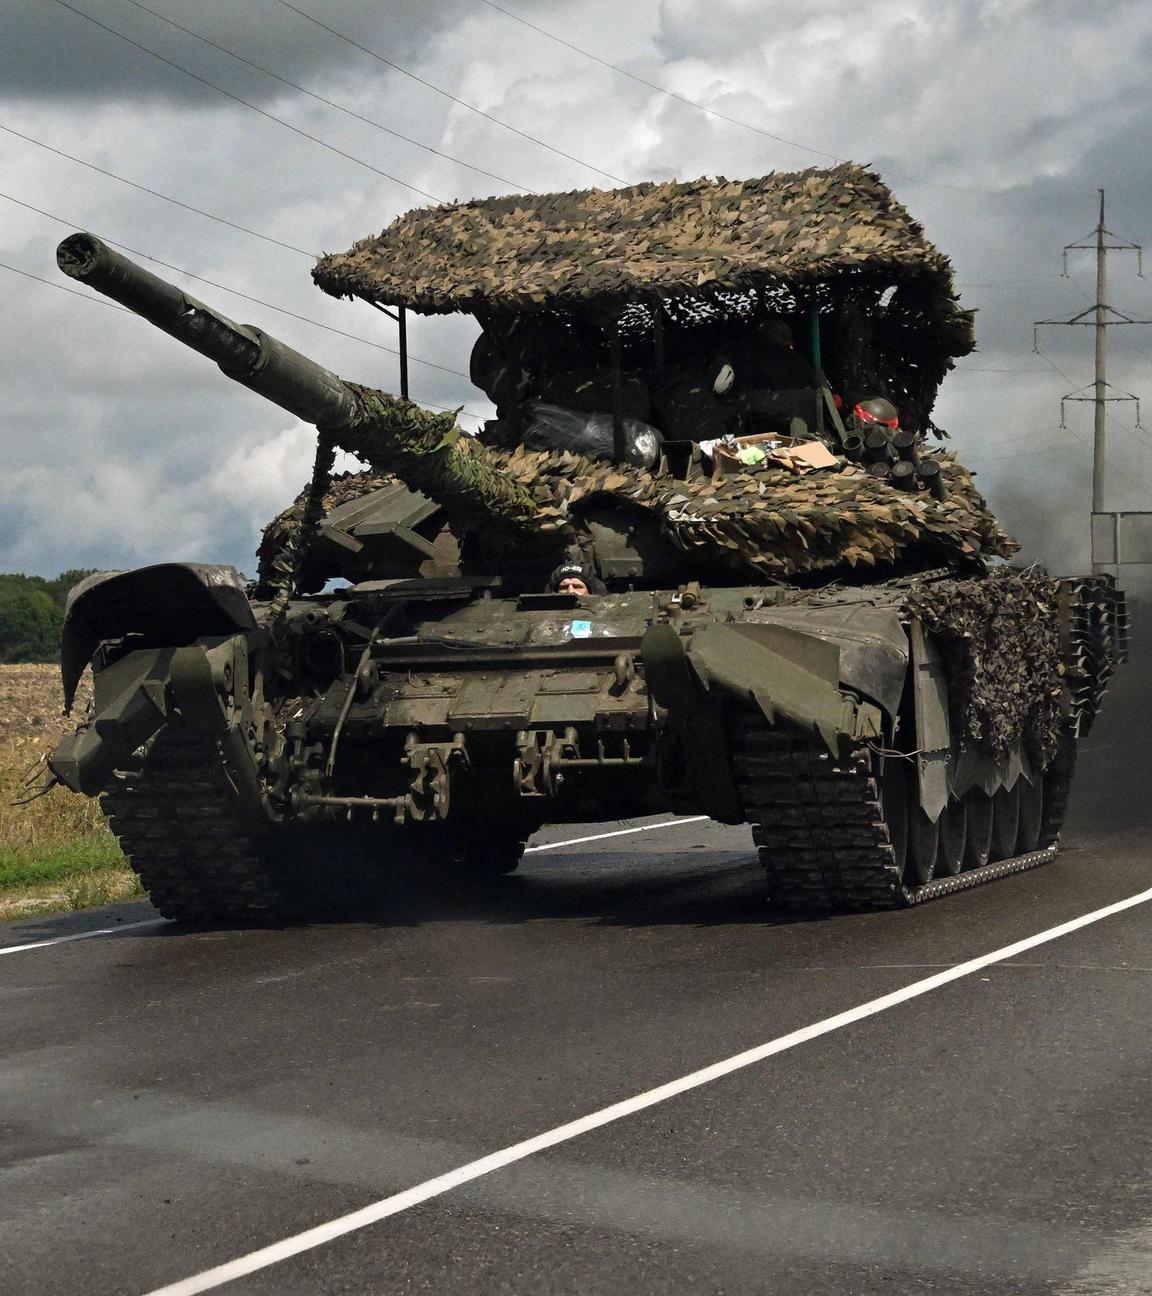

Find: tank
<box><xmin>40</xmin><ymin>165</ymin><xmax>1127</xmax><ymax>921</ymax></box>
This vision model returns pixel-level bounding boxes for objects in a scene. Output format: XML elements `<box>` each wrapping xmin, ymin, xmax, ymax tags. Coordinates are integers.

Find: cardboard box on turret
<box><xmin>710</xmin><ymin>433</ymin><xmax>839</xmax><ymax>479</ymax></box>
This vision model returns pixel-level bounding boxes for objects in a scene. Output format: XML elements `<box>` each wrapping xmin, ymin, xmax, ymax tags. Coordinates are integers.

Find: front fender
<box><xmin>645</xmin><ymin>621</ymin><xmax>884</xmax><ymax>754</ymax></box>
<box><xmin>61</xmin><ymin>563</ymin><xmax>257</xmax><ymax>710</ymax></box>
<box><xmin>50</xmin><ymin>633</ymin><xmax>259</xmax><ymax>798</ymax></box>
<box><xmin>641</xmin><ymin>620</ymin><xmax>884</xmax><ymax>824</ymax></box>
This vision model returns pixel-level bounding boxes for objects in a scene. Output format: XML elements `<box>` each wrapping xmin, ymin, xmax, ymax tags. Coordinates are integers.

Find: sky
<box><xmin>3</xmin><ymin>0</ymin><xmax>1152</xmax><ymax>579</ymax></box>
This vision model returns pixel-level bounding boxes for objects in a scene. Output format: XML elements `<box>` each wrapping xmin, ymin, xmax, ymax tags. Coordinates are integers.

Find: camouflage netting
<box><xmin>256</xmin><ymin>467</ymin><xmax>397</xmax><ymax>587</ymax></box>
<box><xmin>487</xmin><ymin>447</ymin><xmax>1016</xmax><ymax>577</ymax></box>
<box><xmin>314</xmin><ymin>164</ymin><xmax>968</xmax><ymax>324</ymax></box>
<box><xmin>907</xmin><ymin>568</ymin><xmax>1065</xmax><ymax>764</ymax></box>
<box><xmin>314</xmin><ymin>164</ymin><xmax>974</xmax><ymax>436</ymax></box>
<box><xmin>262</xmin><ymin>381</ymin><xmax>1016</xmax><ymax>582</ymax></box>
<box><xmin>338</xmin><ymin>386</ymin><xmax>538</xmax><ymax>528</ymax></box>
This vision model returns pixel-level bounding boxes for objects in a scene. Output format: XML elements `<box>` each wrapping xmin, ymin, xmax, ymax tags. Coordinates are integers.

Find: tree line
<box><xmin>0</xmin><ymin>572</ymin><xmax>98</xmax><ymax>663</ymax></box>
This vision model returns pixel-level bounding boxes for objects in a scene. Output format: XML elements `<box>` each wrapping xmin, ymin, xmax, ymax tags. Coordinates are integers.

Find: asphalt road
<box><xmin>4</xmin><ymin>645</ymin><xmax>1152</xmax><ymax>1294</ymax></box>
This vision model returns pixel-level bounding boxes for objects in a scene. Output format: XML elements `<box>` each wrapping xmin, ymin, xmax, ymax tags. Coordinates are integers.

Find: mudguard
<box><xmin>50</xmin><ymin>635</ymin><xmax>254</xmax><ymax>797</ymax></box>
<box><xmin>60</xmin><ymin>563</ymin><xmax>256</xmax><ymax>710</ymax></box>
<box><xmin>644</xmin><ymin>619</ymin><xmax>888</xmax><ymax>746</ymax></box>
<box><xmin>642</xmin><ymin>619</ymin><xmax>885</xmax><ymax>823</ymax></box>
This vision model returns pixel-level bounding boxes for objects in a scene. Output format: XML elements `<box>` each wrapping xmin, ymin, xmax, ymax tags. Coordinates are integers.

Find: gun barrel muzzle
<box><xmin>57</xmin><ymin>233</ymin><xmax>358</xmax><ymax>429</ymax></box>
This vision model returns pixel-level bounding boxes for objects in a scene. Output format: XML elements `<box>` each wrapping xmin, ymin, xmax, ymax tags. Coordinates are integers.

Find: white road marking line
<box><xmin>142</xmin><ymin>881</ymin><xmax>1152</xmax><ymax>1296</ymax></box>
<box><xmin>525</xmin><ymin>816</ymin><xmax>710</xmax><ymax>852</ymax></box>
<box><xmin>0</xmin><ymin>918</ymin><xmax>166</xmax><ymax>956</ymax></box>
<box><xmin>0</xmin><ymin>821</ymin><xmax>710</xmax><ymax>959</ymax></box>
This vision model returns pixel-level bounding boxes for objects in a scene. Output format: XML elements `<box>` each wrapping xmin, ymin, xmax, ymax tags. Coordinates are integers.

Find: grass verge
<box><xmin>0</xmin><ymin>859</ymin><xmax>143</xmax><ymax>923</ymax></box>
<box><xmin>1</xmin><ymin>712</ymin><xmax>141</xmax><ymax>921</ymax></box>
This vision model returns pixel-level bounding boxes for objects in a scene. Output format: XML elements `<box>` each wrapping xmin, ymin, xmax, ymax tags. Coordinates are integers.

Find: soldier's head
<box><xmin>850</xmin><ymin>397</ymin><xmax>900</xmax><ymax>430</ymax></box>
<box><xmin>549</xmin><ymin>562</ymin><xmax>601</xmax><ymax>595</ymax></box>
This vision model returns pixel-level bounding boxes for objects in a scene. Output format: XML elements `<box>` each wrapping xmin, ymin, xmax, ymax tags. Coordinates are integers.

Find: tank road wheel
<box><xmin>101</xmin><ymin>728</ymin><xmax>285</xmax><ymax>925</ymax></box>
<box><xmin>963</xmin><ymin>790</ymin><xmax>994</xmax><ymax>871</ymax></box>
<box><xmin>733</xmin><ymin>713</ymin><xmax>1068</xmax><ymax>915</ymax></box>
<box><xmin>1017</xmin><ymin>776</ymin><xmax>1045</xmax><ymax>854</ymax></box>
<box><xmin>990</xmin><ymin>782</ymin><xmax>1021</xmax><ymax>862</ymax></box>
<box><xmin>936</xmin><ymin>797</ymin><xmax>967</xmax><ymax>878</ymax></box>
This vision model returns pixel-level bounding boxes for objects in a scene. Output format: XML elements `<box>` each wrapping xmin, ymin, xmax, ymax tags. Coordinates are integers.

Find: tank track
<box><xmin>1038</xmin><ymin>733</ymin><xmax>1076</xmax><ymax>850</ymax></box>
<box><xmin>733</xmin><ymin>719</ymin><xmax>1061</xmax><ymax>914</ymax></box>
<box><xmin>100</xmin><ymin>728</ymin><xmax>283</xmax><ymax>924</ymax></box>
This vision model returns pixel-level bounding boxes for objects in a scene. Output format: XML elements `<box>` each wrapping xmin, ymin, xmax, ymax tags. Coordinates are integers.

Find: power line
<box><xmin>117</xmin><ymin>0</ymin><xmax>529</xmax><ymax>193</ymax></box>
<box><xmin>0</xmin><ymin>190</ymin><xmax>471</xmax><ymax>381</ymax></box>
<box><xmin>473</xmin><ymin>0</ymin><xmax>842</xmax><ymax>165</ymax></box>
<box><xmin>0</xmin><ymin>122</ymin><xmax>314</xmax><ymax>257</ymax></box>
<box><xmin>956</xmin><ymin>278</ymin><xmax>1067</xmax><ymax>289</ymax></box>
<box><xmin>49</xmin><ymin>0</ymin><xmax>448</xmax><ymax>204</ymax></box>
<box><xmin>468</xmin><ymin>0</ymin><xmax>1001</xmax><ymax>198</ymax></box>
<box><xmin>270</xmin><ymin>0</ymin><xmax>627</xmax><ymax>186</ymax></box>
<box><xmin>0</xmin><ymin>259</ymin><xmax>130</xmax><ymax>310</ymax></box>
<box><xmin>951</xmin><ymin>365</ymin><xmax>1050</xmax><ymax>374</ymax></box>
<box><xmin>1033</xmin><ymin>344</ymin><xmax>1152</xmax><ymax>502</ymax></box>
<box><xmin>3</xmin><ymin>254</ymin><xmax>484</xmax><ymax>423</ymax></box>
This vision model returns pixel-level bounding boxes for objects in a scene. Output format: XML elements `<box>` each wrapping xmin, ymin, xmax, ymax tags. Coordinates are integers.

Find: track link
<box><xmin>734</xmin><ymin>725</ymin><xmax>901</xmax><ymax>914</ymax></box>
<box><xmin>100</xmin><ymin>729</ymin><xmax>283</xmax><ymax>924</ymax></box>
<box><xmin>734</xmin><ymin>719</ymin><xmax>1063</xmax><ymax>915</ymax></box>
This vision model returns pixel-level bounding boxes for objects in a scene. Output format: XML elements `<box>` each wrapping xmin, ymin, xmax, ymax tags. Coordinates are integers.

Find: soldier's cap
<box><xmin>549</xmin><ymin>562</ymin><xmax>605</xmax><ymax>593</ymax></box>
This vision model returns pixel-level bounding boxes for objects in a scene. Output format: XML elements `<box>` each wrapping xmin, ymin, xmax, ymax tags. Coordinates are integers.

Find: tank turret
<box><xmin>58</xmin><ymin>234</ymin><xmax>1013</xmax><ymax>587</ymax></box>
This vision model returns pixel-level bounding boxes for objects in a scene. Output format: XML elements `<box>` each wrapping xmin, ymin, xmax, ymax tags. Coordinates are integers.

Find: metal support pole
<box><xmin>808</xmin><ymin>304</ymin><xmax>825</xmax><ymax>437</ymax></box>
<box><xmin>610</xmin><ymin>320</ymin><xmax>625</xmax><ymax>462</ymax></box>
<box><xmin>807</xmin><ymin>304</ymin><xmax>822</xmax><ymax>371</ymax></box>
<box><xmin>1092</xmin><ymin>191</ymin><xmax>1108</xmax><ymax>514</ymax></box>
<box><xmin>398</xmin><ymin>306</ymin><xmax>410</xmax><ymax>401</ymax></box>
<box><xmin>1034</xmin><ymin>190</ymin><xmax>1150</xmax><ymax>565</ymax></box>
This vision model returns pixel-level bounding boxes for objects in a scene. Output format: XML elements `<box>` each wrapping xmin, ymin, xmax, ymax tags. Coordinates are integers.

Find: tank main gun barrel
<box><xmin>57</xmin><ymin>233</ymin><xmax>358</xmax><ymax>429</ymax></box>
<box><xmin>56</xmin><ymin>233</ymin><xmax>539</xmax><ymax>531</ymax></box>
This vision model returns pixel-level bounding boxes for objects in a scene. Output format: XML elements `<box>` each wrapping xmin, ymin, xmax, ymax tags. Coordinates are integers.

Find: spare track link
<box><xmin>734</xmin><ymin>718</ymin><xmax>1060</xmax><ymax>915</ymax></box>
<box><xmin>100</xmin><ymin>728</ymin><xmax>282</xmax><ymax>924</ymax></box>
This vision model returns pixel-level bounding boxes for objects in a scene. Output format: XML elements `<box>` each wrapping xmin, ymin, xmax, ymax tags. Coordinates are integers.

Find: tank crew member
<box><xmin>472</xmin><ymin>316</ymin><xmax>597</xmax><ymax>444</ymax></box>
<box><xmin>548</xmin><ymin>562</ymin><xmax>607</xmax><ymax>595</ymax></box>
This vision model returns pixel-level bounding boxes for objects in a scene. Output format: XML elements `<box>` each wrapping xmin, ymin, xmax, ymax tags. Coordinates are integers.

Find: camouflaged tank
<box><xmin>43</xmin><ymin>165</ymin><xmax>1127</xmax><ymax>922</ymax></box>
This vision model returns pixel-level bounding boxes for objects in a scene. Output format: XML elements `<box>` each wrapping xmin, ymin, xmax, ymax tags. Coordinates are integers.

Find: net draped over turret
<box><xmin>311</xmin><ymin>162</ymin><xmax>973</xmax><ymax>432</ymax></box>
<box><xmin>272</xmin><ymin>163</ymin><xmax>1003</xmax><ymax>590</ymax></box>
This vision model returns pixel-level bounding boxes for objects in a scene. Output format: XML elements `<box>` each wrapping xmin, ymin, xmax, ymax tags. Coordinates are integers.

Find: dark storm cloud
<box><xmin>0</xmin><ymin>0</ymin><xmax>468</xmax><ymax>106</ymax></box>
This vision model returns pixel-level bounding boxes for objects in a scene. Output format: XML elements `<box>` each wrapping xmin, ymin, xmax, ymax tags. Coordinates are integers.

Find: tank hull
<box><xmin>46</xmin><ymin>567</ymin><xmax>1127</xmax><ymax>921</ymax></box>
